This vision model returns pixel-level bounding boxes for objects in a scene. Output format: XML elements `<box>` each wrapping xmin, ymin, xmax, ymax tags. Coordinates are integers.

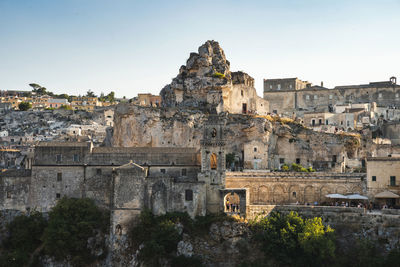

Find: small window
<box><xmin>347</xmin><ymin>121</ymin><xmax>350</xmax><ymax>127</ymax></box>
<box><xmin>96</xmin><ymin>168</ymin><xmax>102</xmax><ymax>175</ymax></box>
<box><xmin>329</xmin><ymin>95</ymin><xmax>333</xmax><ymax>100</ymax></box>
<box><xmin>306</xmin><ymin>95</ymin><xmax>310</xmax><ymax>100</ymax></box>
<box><xmin>185</xmin><ymin>189</ymin><xmax>193</xmax><ymax>201</ymax></box>
<box><xmin>7</xmin><ymin>191</ymin><xmax>11</xmax><ymax>198</ymax></box>
<box><xmin>181</xmin><ymin>169</ymin><xmax>187</xmax><ymax>176</ymax></box>
<box><xmin>379</xmin><ymin>93</ymin><xmax>382</xmax><ymax>98</ymax></box>
<box><xmin>312</xmin><ymin>119</ymin><xmax>315</xmax><ymax>126</ymax></box>
<box><xmin>56</xmin><ymin>154</ymin><xmax>62</xmax><ymax>163</ymax></box>
<box><xmin>56</xmin><ymin>193</ymin><xmax>61</xmax><ymax>199</ymax></box>
<box><xmin>332</xmin><ymin>155</ymin><xmax>337</xmax><ymax>163</ymax></box>
<box><xmin>279</xmin><ymin>158</ymin><xmax>285</xmax><ymax>164</ymax></box>
<box><xmin>325</xmin><ymin>120</ymin><xmax>329</xmax><ymax>125</ymax></box>
<box><xmin>292</xmin><ymin>192</ymin><xmax>296</xmax><ymax>197</ymax></box>
<box><xmin>277</xmin><ymin>84</ymin><xmax>281</xmax><ymax>90</ymax></box>
<box><xmin>73</xmin><ymin>154</ymin><xmax>79</xmax><ymax>162</ymax></box>
<box><xmin>57</xmin><ymin>173</ymin><xmax>62</xmax><ymax>182</ymax></box>
<box><xmin>296</xmin><ymin>158</ymin><xmax>300</xmax><ymax>164</ymax></box>
<box><xmin>314</xmin><ymin>95</ymin><xmax>318</xmax><ymax>100</ymax></box>
<box><xmin>254</xmin><ymin>147</ymin><xmax>257</xmax><ymax>152</ymax></box>
<box><xmin>241</xmin><ymin>90</ymin><xmax>243</xmax><ymax>96</ymax></box>
<box><xmin>372</xmin><ymin>176</ymin><xmax>376</xmax><ymax>182</ymax></box>
<box><xmin>396</xmin><ymin>93</ymin><xmax>399</xmax><ymax>98</ymax></box>
<box><xmin>319</xmin><ymin>119</ymin><xmax>322</xmax><ymax>125</ymax></box>
<box><xmin>160</xmin><ymin>169</ymin><xmax>166</xmax><ymax>174</ymax></box>
<box><xmin>269</xmin><ymin>85</ymin><xmax>272</xmax><ymax>89</ymax></box>
<box><xmin>390</xmin><ymin>176</ymin><xmax>396</xmax><ymax>186</ymax></box>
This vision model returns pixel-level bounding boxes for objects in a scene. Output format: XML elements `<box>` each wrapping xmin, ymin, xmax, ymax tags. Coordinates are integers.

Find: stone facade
<box><xmin>225</xmin><ymin>171</ymin><xmax>365</xmax><ymax>207</ymax></box>
<box><xmin>366</xmin><ymin>156</ymin><xmax>400</xmax><ymax>206</ymax></box>
<box><xmin>264</xmin><ymin>78</ymin><xmax>400</xmax><ymax>116</ymax></box>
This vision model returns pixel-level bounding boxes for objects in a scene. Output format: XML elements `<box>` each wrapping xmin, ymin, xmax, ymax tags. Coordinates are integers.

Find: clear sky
<box><xmin>1</xmin><ymin>0</ymin><xmax>400</xmax><ymax>98</ymax></box>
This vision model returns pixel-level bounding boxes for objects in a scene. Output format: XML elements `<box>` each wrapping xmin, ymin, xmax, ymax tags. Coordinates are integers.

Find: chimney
<box><xmin>321</xmin><ymin>81</ymin><xmax>324</xmax><ymax>87</ymax></box>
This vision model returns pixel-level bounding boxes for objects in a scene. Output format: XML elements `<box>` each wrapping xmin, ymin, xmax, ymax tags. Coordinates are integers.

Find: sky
<box><xmin>1</xmin><ymin>0</ymin><xmax>400</xmax><ymax>98</ymax></box>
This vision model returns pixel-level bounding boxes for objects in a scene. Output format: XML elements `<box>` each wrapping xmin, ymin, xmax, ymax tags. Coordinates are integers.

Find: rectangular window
<box><xmin>181</xmin><ymin>169</ymin><xmax>187</xmax><ymax>176</ymax></box>
<box><xmin>296</xmin><ymin>158</ymin><xmax>300</xmax><ymax>164</ymax></box>
<box><xmin>332</xmin><ymin>155</ymin><xmax>337</xmax><ymax>163</ymax></box>
<box><xmin>329</xmin><ymin>95</ymin><xmax>333</xmax><ymax>100</ymax></box>
<box><xmin>390</xmin><ymin>176</ymin><xmax>396</xmax><ymax>186</ymax></box>
<box><xmin>56</xmin><ymin>154</ymin><xmax>62</xmax><ymax>163</ymax></box>
<box><xmin>73</xmin><ymin>154</ymin><xmax>79</xmax><ymax>162</ymax></box>
<box><xmin>96</xmin><ymin>168</ymin><xmax>102</xmax><ymax>175</ymax></box>
<box><xmin>314</xmin><ymin>95</ymin><xmax>318</xmax><ymax>100</ymax></box>
<box><xmin>277</xmin><ymin>84</ymin><xmax>281</xmax><ymax>90</ymax></box>
<box><xmin>56</xmin><ymin>193</ymin><xmax>61</xmax><ymax>199</ymax></box>
<box><xmin>279</xmin><ymin>158</ymin><xmax>285</xmax><ymax>164</ymax></box>
<box><xmin>7</xmin><ymin>191</ymin><xmax>11</xmax><ymax>198</ymax></box>
<box><xmin>325</xmin><ymin>120</ymin><xmax>329</xmax><ymax>125</ymax></box>
<box><xmin>319</xmin><ymin>119</ymin><xmax>322</xmax><ymax>125</ymax></box>
<box><xmin>306</xmin><ymin>95</ymin><xmax>310</xmax><ymax>100</ymax></box>
<box><xmin>254</xmin><ymin>147</ymin><xmax>257</xmax><ymax>152</ymax></box>
<box><xmin>160</xmin><ymin>169</ymin><xmax>166</xmax><ymax>174</ymax></box>
<box><xmin>372</xmin><ymin>176</ymin><xmax>376</xmax><ymax>182</ymax></box>
<box><xmin>57</xmin><ymin>173</ymin><xmax>62</xmax><ymax>182</ymax></box>
<box><xmin>347</xmin><ymin>121</ymin><xmax>350</xmax><ymax>127</ymax></box>
<box><xmin>185</xmin><ymin>190</ymin><xmax>193</xmax><ymax>201</ymax></box>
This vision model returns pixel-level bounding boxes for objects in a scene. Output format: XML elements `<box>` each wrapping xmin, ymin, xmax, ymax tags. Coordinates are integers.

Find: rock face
<box><xmin>160</xmin><ymin>40</ymin><xmax>269</xmax><ymax>115</ymax></box>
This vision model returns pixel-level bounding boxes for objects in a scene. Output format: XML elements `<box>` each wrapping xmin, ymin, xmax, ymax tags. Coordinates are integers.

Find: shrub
<box><xmin>42</xmin><ymin>197</ymin><xmax>109</xmax><ymax>265</ymax></box>
<box><xmin>0</xmin><ymin>212</ymin><xmax>47</xmax><ymax>267</ymax></box>
<box><xmin>212</xmin><ymin>72</ymin><xmax>225</xmax><ymax>79</ymax></box>
<box><xmin>251</xmin><ymin>211</ymin><xmax>335</xmax><ymax>267</ymax></box>
<box><xmin>18</xmin><ymin>101</ymin><xmax>32</xmax><ymax>111</ymax></box>
<box><xmin>281</xmin><ymin>164</ymin><xmax>290</xmax><ymax>171</ymax></box>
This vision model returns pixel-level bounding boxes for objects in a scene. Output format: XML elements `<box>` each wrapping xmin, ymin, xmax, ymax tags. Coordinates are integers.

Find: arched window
<box><xmin>210</xmin><ymin>153</ymin><xmax>218</xmax><ymax>170</ymax></box>
<box><xmin>211</xmin><ymin>128</ymin><xmax>217</xmax><ymax>138</ymax></box>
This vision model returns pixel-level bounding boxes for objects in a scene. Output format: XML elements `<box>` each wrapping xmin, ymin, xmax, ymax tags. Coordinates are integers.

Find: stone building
<box><xmin>132</xmin><ymin>93</ymin><xmax>162</xmax><ymax>107</ymax></box>
<box><xmin>264</xmin><ymin>77</ymin><xmax>400</xmax><ymax>117</ymax></box>
<box><xmin>366</xmin><ymin>156</ymin><xmax>400</xmax><ymax>206</ymax></box>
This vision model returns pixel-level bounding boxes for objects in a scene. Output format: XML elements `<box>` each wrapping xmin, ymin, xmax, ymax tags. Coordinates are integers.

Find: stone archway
<box><xmin>220</xmin><ymin>189</ymin><xmax>247</xmax><ymax>217</ymax></box>
<box><xmin>273</xmin><ymin>185</ymin><xmax>286</xmax><ymax>204</ymax></box>
<box><xmin>289</xmin><ymin>185</ymin><xmax>300</xmax><ymax>204</ymax></box>
<box><xmin>304</xmin><ymin>186</ymin><xmax>314</xmax><ymax>204</ymax></box>
<box><xmin>320</xmin><ymin>186</ymin><xmax>331</xmax><ymax>204</ymax></box>
<box><xmin>224</xmin><ymin>192</ymin><xmax>240</xmax><ymax>213</ymax></box>
<box><xmin>210</xmin><ymin>153</ymin><xmax>218</xmax><ymax>170</ymax></box>
<box><xmin>258</xmin><ymin>185</ymin><xmax>269</xmax><ymax>204</ymax></box>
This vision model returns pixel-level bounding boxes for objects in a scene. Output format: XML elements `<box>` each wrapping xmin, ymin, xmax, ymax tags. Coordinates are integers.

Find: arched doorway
<box><xmin>210</xmin><ymin>153</ymin><xmax>218</xmax><ymax>170</ymax></box>
<box><xmin>224</xmin><ymin>192</ymin><xmax>240</xmax><ymax>213</ymax></box>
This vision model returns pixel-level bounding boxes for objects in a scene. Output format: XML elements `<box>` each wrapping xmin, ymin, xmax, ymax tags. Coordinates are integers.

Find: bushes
<box><xmin>212</xmin><ymin>72</ymin><xmax>225</xmax><ymax>79</ymax></box>
<box><xmin>18</xmin><ymin>101</ymin><xmax>32</xmax><ymax>111</ymax></box>
<box><xmin>281</xmin><ymin>163</ymin><xmax>315</xmax><ymax>172</ymax></box>
<box><xmin>42</xmin><ymin>197</ymin><xmax>109</xmax><ymax>265</ymax></box>
<box><xmin>0</xmin><ymin>212</ymin><xmax>47</xmax><ymax>267</ymax></box>
<box><xmin>251</xmin><ymin>211</ymin><xmax>336</xmax><ymax>267</ymax></box>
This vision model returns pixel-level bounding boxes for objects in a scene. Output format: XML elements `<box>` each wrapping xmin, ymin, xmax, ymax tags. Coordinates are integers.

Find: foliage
<box><xmin>59</xmin><ymin>104</ymin><xmax>72</xmax><ymax>110</ymax></box>
<box><xmin>99</xmin><ymin>91</ymin><xmax>115</xmax><ymax>102</ymax></box>
<box><xmin>57</xmin><ymin>93</ymin><xmax>69</xmax><ymax>100</ymax></box>
<box><xmin>0</xmin><ymin>212</ymin><xmax>47</xmax><ymax>267</ymax></box>
<box><xmin>212</xmin><ymin>72</ymin><xmax>225</xmax><ymax>79</ymax></box>
<box><xmin>281</xmin><ymin>163</ymin><xmax>315</xmax><ymax>172</ymax></box>
<box><xmin>42</xmin><ymin>197</ymin><xmax>109</xmax><ymax>266</ymax></box>
<box><xmin>86</xmin><ymin>90</ymin><xmax>96</xmax><ymax>97</ymax></box>
<box><xmin>225</xmin><ymin>153</ymin><xmax>235</xmax><ymax>168</ymax></box>
<box><xmin>250</xmin><ymin>211</ymin><xmax>335</xmax><ymax>267</ymax></box>
<box><xmin>171</xmin><ymin>255</ymin><xmax>203</xmax><ymax>267</ymax></box>
<box><xmin>18</xmin><ymin>101</ymin><xmax>32</xmax><ymax>111</ymax></box>
<box><xmin>130</xmin><ymin>209</ymin><xmax>183</xmax><ymax>266</ymax></box>
<box><xmin>29</xmin><ymin>83</ymin><xmax>48</xmax><ymax>95</ymax></box>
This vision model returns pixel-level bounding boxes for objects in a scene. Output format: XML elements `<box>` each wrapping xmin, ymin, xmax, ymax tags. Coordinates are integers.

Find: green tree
<box><xmin>251</xmin><ymin>211</ymin><xmax>335</xmax><ymax>267</ymax></box>
<box><xmin>18</xmin><ymin>101</ymin><xmax>32</xmax><ymax>111</ymax></box>
<box><xmin>59</xmin><ymin>105</ymin><xmax>72</xmax><ymax>110</ymax></box>
<box><xmin>0</xmin><ymin>212</ymin><xmax>47</xmax><ymax>267</ymax></box>
<box><xmin>86</xmin><ymin>90</ymin><xmax>96</xmax><ymax>97</ymax></box>
<box><xmin>57</xmin><ymin>93</ymin><xmax>69</xmax><ymax>100</ymax></box>
<box><xmin>42</xmin><ymin>197</ymin><xmax>109</xmax><ymax>266</ymax></box>
<box><xmin>29</xmin><ymin>83</ymin><xmax>47</xmax><ymax>95</ymax></box>
<box><xmin>106</xmin><ymin>91</ymin><xmax>115</xmax><ymax>102</ymax></box>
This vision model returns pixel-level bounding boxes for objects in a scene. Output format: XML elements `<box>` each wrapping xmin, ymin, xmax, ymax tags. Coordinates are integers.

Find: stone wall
<box><xmin>226</xmin><ymin>171</ymin><xmax>365</xmax><ymax>205</ymax></box>
<box><xmin>0</xmin><ymin>170</ymin><xmax>31</xmax><ymax>211</ymax></box>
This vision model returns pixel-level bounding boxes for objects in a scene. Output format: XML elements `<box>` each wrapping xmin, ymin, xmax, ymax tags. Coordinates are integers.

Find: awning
<box><xmin>325</xmin><ymin>193</ymin><xmax>347</xmax><ymax>199</ymax></box>
<box><xmin>375</xmin><ymin>191</ymin><xmax>400</xmax><ymax>199</ymax></box>
<box><xmin>346</xmin><ymin>194</ymin><xmax>368</xmax><ymax>200</ymax></box>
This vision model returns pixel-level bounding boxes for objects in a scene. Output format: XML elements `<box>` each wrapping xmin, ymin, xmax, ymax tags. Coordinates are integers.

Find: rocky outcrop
<box><xmin>160</xmin><ymin>40</ymin><xmax>231</xmax><ymax>110</ymax></box>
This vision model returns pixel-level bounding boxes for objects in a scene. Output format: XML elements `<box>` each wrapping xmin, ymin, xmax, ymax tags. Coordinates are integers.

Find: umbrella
<box><xmin>346</xmin><ymin>194</ymin><xmax>368</xmax><ymax>200</ymax></box>
<box><xmin>325</xmin><ymin>193</ymin><xmax>347</xmax><ymax>199</ymax></box>
<box><xmin>375</xmin><ymin>191</ymin><xmax>400</xmax><ymax>199</ymax></box>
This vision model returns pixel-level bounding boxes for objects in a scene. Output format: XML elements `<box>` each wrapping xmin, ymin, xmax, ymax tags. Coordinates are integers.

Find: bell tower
<box><xmin>199</xmin><ymin>114</ymin><xmax>226</xmax><ymax>213</ymax></box>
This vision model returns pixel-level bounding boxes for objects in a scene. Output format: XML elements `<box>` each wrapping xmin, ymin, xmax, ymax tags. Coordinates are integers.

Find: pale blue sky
<box><xmin>1</xmin><ymin>0</ymin><xmax>399</xmax><ymax>98</ymax></box>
